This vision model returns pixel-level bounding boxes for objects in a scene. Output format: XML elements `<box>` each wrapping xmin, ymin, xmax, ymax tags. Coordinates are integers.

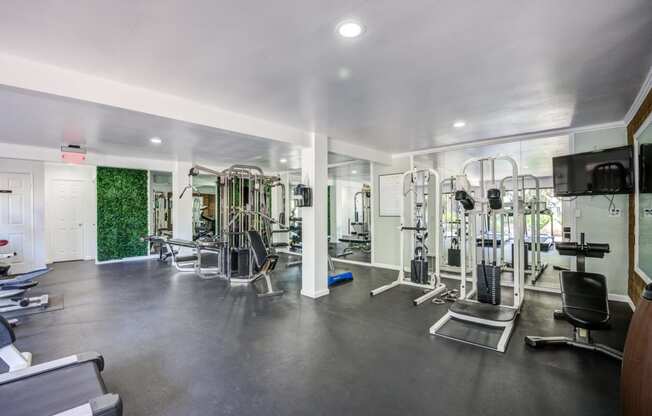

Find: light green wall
<box><xmin>574</xmin><ymin>127</ymin><xmax>629</xmax><ymax>295</ymax></box>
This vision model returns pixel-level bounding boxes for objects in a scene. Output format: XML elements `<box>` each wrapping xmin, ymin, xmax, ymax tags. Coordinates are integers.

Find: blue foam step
<box><xmin>328</xmin><ymin>271</ymin><xmax>353</xmax><ymax>286</ymax></box>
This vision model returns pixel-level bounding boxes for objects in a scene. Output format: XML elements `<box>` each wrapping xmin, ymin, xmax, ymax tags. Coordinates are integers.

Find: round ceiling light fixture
<box><xmin>337</xmin><ymin>20</ymin><xmax>364</xmax><ymax>38</ymax></box>
<box><xmin>279</xmin><ymin>158</ymin><xmax>288</xmax><ymax>164</ymax></box>
<box><xmin>351</xmin><ymin>170</ymin><xmax>358</xmax><ymax>174</ymax></box>
<box><xmin>150</xmin><ymin>137</ymin><xmax>162</xmax><ymax>144</ymax></box>
<box><xmin>453</xmin><ymin>121</ymin><xmax>466</xmax><ymax>128</ymax></box>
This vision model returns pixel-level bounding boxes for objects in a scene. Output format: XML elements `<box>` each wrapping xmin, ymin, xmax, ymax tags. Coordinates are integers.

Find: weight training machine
<box><xmin>498</xmin><ymin>174</ymin><xmax>548</xmax><ymax>283</ymax></box>
<box><xmin>339</xmin><ymin>184</ymin><xmax>371</xmax><ymax>253</ymax></box>
<box><xmin>524</xmin><ymin>233</ymin><xmax>621</xmax><ymax>359</ymax></box>
<box><xmin>144</xmin><ymin>235</ymin><xmax>225</xmax><ymax>279</ymax></box>
<box><xmin>179</xmin><ymin>164</ymin><xmax>286</xmax><ymax>283</ymax></box>
<box><xmin>430</xmin><ymin>155</ymin><xmax>525</xmax><ymax>352</ymax></box>
<box><xmin>0</xmin><ymin>315</ymin><xmax>122</xmax><ymax>415</ymax></box>
<box><xmin>439</xmin><ymin>176</ymin><xmax>467</xmax><ymax>274</ymax></box>
<box><xmin>0</xmin><ymin>240</ymin><xmax>50</xmax><ymax>319</ymax></box>
<box><xmin>370</xmin><ymin>168</ymin><xmax>446</xmax><ymax>305</ymax></box>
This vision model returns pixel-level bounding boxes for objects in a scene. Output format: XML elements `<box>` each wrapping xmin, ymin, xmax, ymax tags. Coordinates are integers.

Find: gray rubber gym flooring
<box><xmin>6</xmin><ymin>256</ymin><xmax>630</xmax><ymax>415</ymax></box>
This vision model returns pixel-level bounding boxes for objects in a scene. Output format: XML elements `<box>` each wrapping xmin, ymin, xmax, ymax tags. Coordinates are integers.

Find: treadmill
<box><xmin>0</xmin><ymin>316</ymin><xmax>122</xmax><ymax>416</ymax></box>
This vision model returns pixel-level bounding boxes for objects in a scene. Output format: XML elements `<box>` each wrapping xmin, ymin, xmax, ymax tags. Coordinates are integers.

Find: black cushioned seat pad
<box><xmin>0</xmin><ymin>361</ymin><xmax>106</xmax><ymax>416</ymax></box>
<box><xmin>560</xmin><ymin>271</ymin><xmax>610</xmax><ymax>329</ymax></box>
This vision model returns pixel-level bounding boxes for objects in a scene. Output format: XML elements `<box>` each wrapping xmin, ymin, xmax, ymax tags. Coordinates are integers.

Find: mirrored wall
<box><xmin>636</xmin><ymin>115</ymin><xmax>652</xmax><ymax>281</ymax></box>
<box><xmin>191</xmin><ymin>174</ymin><xmax>218</xmax><ymax>240</ymax></box>
<box><xmin>149</xmin><ymin>171</ymin><xmax>173</xmax><ymax>254</ymax></box>
<box><xmin>328</xmin><ymin>157</ymin><xmax>372</xmax><ymax>264</ymax></box>
<box><xmin>414</xmin><ymin>135</ymin><xmax>571</xmax><ymax>290</ymax></box>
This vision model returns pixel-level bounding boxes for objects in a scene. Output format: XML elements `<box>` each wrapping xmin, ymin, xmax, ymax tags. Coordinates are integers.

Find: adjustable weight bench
<box><xmin>524</xmin><ymin>233</ymin><xmax>622</xmax><ymax>359</ymax></box>
<box><xmin>247</xmin><ymin>230</ymin><xmax>283</xmax><ymax>297</ymax></box>
<box><xmin>0</xmin><ymin>316</ymin><xmax>122</xmax><ymax>416</ymax></box>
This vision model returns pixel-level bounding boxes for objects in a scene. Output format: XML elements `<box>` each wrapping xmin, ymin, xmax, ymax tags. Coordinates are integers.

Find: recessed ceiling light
<box><xmin>337</xmin><ymin>20</ymin><xmax>364</xmax><ymax>38</ymax></box>
<box><xmin>453</xmin><ymin>121</ymin><xmax>466</xmax><ymax>128</ymax></box>
<box><xmin>279</xmin><ymin>158</ymin><xmax>288</xmax><ymax>164</ymax></box>
<box><xmin>338</xmin><ymin>67</ymin><xmax>351</xmax><ymax>80</ymax></box>
<box><xmin>351</xmin><ymin>170</ymin><xmax>358</xmax><ymax>174</ymax></box>
<box><xmin>150</xmin><ymin>137</ymin><xmax>162</xmax><ymax>144</ymax></box>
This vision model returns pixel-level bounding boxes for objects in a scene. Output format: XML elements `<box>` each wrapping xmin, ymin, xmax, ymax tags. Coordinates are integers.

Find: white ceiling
<box><xmin>0</xmin><ymin>86</ymin><xmax>302</xmax><ymax>171</ymax></box>
<box><xmin>0</xmin><ymin>1</ymin><xmax>650</xmax><ymax>154</ymax></box>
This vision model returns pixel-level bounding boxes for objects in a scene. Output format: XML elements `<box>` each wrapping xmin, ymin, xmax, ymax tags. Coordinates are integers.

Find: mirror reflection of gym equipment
<box><xmin>149</xmin><ymin>171</ymin><xmax>173</xmax><ymax>254</ymax></box>
<box><xmin>328</xmin><ymin>160</ymin><xmax>372</xmax><ymax>263</ymax></box>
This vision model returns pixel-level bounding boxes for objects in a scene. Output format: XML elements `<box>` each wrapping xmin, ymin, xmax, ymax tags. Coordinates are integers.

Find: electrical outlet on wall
<box><xmin>644</xmin><ymin>208</ymin><xmax>652</xmax><ymax>218</ymax></box>
<box><xmin>609</xmin><ymin>208</ymin><xmax>621</xmax><ymax>217</ymax></box>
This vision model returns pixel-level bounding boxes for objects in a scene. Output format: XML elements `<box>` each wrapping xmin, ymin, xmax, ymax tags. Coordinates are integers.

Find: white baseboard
<box><xmin>95</xmin><ymin>254</ymin><xmax>158</xmax><ymax>265</ymax></box>
<box><xmin>301</xmin><ymin>288</ymin><xmax>330</xmax><ymax>299</ymax></box>
<box><xmin>608</xmin><ymin>293</ymin><xmax>635</xmax><ymax>310</ymax></box>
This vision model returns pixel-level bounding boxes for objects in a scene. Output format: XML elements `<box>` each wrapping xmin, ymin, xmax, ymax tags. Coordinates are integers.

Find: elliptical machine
<box><xmin>370</xmin><ymin>168</ymin><xmax>446</xmax><ymax>305</ymax></box>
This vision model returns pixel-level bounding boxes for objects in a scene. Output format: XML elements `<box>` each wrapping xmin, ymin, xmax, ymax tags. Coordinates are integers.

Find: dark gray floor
<box><xmin>329</xmin><ymin>242</ymin><xmax>371</xmax><ymax>263</ymax></box>
<box><xmin>6</xmin><ymin>256</ymin><xmax>630</xmax><ymax>416</ymax></box>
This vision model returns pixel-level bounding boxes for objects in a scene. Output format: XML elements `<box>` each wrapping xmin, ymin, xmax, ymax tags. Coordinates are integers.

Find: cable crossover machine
<box><xmin>370</xmin><ymin>167</ymin><xmax>447</xmax><ymax>305</ymax></box>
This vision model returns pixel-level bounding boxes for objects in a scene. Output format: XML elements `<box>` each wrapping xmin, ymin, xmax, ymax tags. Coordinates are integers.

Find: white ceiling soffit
<box><xmin>328</xmin><ymin>159</ymin><xmax>371</xmax><ymax>181</ymax></box>
<box><xmin>328</xmin><ymin>152</ymin><xmax>356</xmax><ymax>164</ymax></box>
<box><xmin>0</xmin><ymin>85</ymin><xmax>302</xmax><ymax>172</ymax></box>
<box><xmin>0</xmin><ymin>1</ymin><xmax>650</xmax><ymax>154</ymax></box>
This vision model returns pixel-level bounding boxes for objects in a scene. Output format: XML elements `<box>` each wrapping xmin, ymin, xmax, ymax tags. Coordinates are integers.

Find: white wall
<box><xmin>0</xmin><ymin>143</ymin><xmax>198</xmax><ymax>262</ymax></box>
<box><xmin>573</xmin><ymin>127</ymin><xmax>629</xmax><ymax>295</ymax></box>
<box><xmin>44</xmin><ymin>163</ymin><xmax>97</xmax><ymax>262</ymax></box>
<box><xmin>0</xmin><ymin>158</ymin><xmax>46</xmax><ymax>272</ymax></box>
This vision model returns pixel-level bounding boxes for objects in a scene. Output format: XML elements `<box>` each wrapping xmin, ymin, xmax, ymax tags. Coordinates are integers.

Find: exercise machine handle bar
<box><xmin>401</xmin><ymin>226</ymin><xmax>428</xmax><ymax>231</ymax></box>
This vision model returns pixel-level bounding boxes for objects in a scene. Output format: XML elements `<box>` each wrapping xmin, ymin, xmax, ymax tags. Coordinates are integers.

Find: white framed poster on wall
<box><xmin>378</xmin><ymin>173</ymin><xmax>402</xmax><ymax>217</ymax></box>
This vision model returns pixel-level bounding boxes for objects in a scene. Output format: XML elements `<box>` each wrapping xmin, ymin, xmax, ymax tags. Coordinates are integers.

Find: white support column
<box><xmin>173</xmin><ymin>161</ymin><xmax>194</xmax><ymax>241</ymax></box>
<box><xmin>301</xmin><ymin>133</ymin><xmax>329</xmax><ymax>299</ymax></box>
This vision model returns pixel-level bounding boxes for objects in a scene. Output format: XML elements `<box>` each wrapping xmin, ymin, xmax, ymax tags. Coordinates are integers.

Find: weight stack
<box><xmin>411</xmin><ymin>259</ymin><xmax>429</xmax><ymax>284</ymax></box>
<box><xmin>448</xmin><ymin>248</ymin><xmax>461</xmax><ymax>267</ymax></box>
<box><xmin>476</xmin><ymin>264</ymin><xmax>501</xmax><ymax>305</ymax></box>
<box><xmin>230</xmin><ymin>248</ymin><xmax>250</xmax><ymax>277</ymax></box>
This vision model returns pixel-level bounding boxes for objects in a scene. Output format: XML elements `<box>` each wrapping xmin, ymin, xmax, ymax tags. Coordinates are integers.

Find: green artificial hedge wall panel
<box><xmin>97</xmin><ymin>166</ymin><xmax>149</xmax><ymax>261</ymax></box>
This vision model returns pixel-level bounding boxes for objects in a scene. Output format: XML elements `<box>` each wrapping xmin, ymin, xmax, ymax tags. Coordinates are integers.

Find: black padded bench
<box><xmin>524</xmin><ymin>234</ymin><xmax>622</xmax><ymax>359</ymax></box>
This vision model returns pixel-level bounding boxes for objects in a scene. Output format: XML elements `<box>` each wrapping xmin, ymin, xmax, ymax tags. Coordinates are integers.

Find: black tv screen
<box><xmin>553</xmin><ymin>145</ymin><xmax>634</xmax><ymax>196</ymax></box>
<box><xmin>640</xmin><ymin>143</ymin><xmax>652</xmax><ymax>193</ymax></box>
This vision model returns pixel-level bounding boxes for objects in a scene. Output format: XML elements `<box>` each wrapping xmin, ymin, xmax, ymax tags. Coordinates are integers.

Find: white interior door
<box><xmin>51</xmin><ymin>179</ymin><xmax>84</xmax><ymax>262</ymax></box>
<box><xmin>0</xmin><ymin>173</ymin><xmax>33</xmax><ymax>273</ymax></box>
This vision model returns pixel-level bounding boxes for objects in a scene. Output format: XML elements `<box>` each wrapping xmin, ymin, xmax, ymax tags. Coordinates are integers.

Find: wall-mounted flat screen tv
<box><xmin>552</xmin><ymin>145</ymin><xmax>634</xmax><ymax>197</ymax></box>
